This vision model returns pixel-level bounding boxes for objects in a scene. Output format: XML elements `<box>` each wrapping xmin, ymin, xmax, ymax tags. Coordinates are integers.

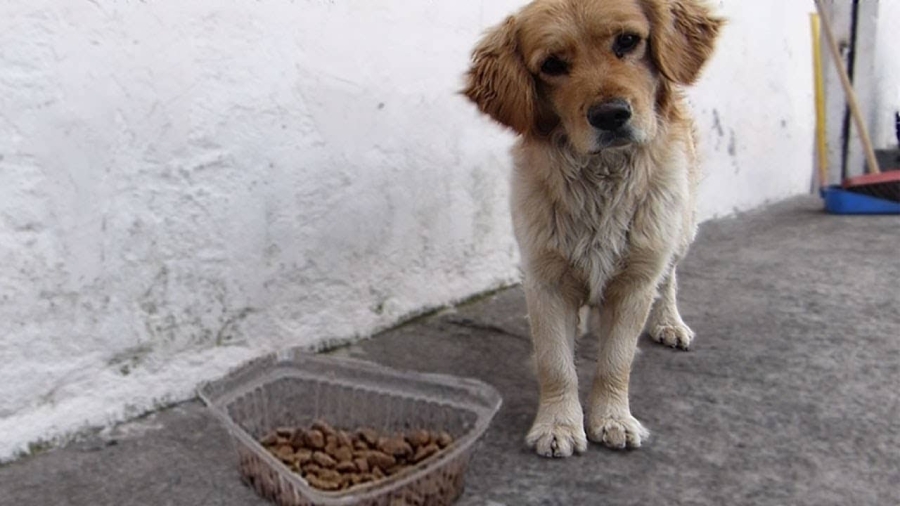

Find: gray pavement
<box><xmin>1</xmin><ymin>196</ymin><xmax>898</xmax><ymax>506</ymax></box>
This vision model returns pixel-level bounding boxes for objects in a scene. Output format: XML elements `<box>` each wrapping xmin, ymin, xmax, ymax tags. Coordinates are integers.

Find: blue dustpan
<box><xmin>821</xmin><ymin>186</ymin><xmax>900</xmax><ymax>215</ymax></box>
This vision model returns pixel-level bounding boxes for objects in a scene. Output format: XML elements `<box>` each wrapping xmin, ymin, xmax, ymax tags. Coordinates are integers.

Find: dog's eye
<box><xmin>613</xmin><ymin>33</ymin><xmax>640</xmax><ymax>58</ymax></box>
<box><xmin>540</xmin><ymin>56</ymin><xmax>569</xmax><ymax>76</ymax></box>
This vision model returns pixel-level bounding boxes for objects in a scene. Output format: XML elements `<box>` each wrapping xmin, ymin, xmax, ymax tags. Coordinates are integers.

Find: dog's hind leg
<box><xmin>647</xmin><ymin>262</ymin><xmax>695</xmax><ymax>350</ymax></box>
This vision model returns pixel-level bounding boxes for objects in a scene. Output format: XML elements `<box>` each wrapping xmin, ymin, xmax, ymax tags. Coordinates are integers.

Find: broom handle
<box><xmin>810</xmin><ymin>14</ymin><xmax>829</xmax><ymax>188</ymax></box>
<box><xmin>814</xmin><ymin>0</ymin><xmax>882</xmax><ymax>175</ymax></box>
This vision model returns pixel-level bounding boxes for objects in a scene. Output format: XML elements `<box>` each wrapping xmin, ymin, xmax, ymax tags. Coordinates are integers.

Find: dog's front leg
<box><xmin>523</xmin><ymin>278</ymin><xmax>587</xmax><ymax>458</ymax></box>
<box><xmin>587</xmin><ymin>270</ymin><xmax>658</xmax><ymax>450</ymax></box>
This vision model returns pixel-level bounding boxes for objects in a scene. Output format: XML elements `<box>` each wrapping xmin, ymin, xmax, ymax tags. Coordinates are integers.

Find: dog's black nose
<box><xmin>587</xmin><ymin>99</ymin><xmax>632</xmax><ymax>131</ymax></box>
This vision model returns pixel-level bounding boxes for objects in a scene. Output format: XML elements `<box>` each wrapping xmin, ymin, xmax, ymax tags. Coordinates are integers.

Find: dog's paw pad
<box><xmin>526</xmin><ymin>423</ymin><xmax>588</xmax><ymax>458</ymax></box>
<box><xmin>588</xmin><ymin>415</ymin><xmax>649</xmax><ymax>450</ymax></box>
<box><xmin>650</xmin><ymin>323</ymin><xmax>694</xmax><ymax>350</ymax></box>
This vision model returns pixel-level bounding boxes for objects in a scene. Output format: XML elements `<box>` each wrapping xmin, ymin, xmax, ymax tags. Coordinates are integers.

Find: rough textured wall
<box><xmin>0</xmin><ymin>0</ymin><xmax>526</xmax><ymax>460</ymax></box>
<box><xmin>687</xmin><ymin>0</ymin><xmax>815</xmax><ymax>216</ymax></box>
<box><xmin>0</xmin><ymin>0</ymin><xmax>813</xmax><ymax>461</ymax></box>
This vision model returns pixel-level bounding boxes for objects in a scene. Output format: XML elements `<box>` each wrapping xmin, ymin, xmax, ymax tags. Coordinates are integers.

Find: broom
<box><xmin>840</xmin><ymin>112</ymin><xmax>900</xmax><ymax>203</ymax></box>
<box><xmin>814</xmin><ymin>0</ymin><xmax>900</xmax><ymax>203</ymax></box>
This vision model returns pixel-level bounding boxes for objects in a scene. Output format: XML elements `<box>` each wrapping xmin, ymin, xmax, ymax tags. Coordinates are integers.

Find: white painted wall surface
<box><xmin>875</xmin><ymin>0</ymin><xmax>900</xmax><ymax>150</ymax></box>
<box><xmin>0</xmin><ymin>0</ymin><xmax>814</xmax><ymax>461</ymax></box>
<box><xmin>689</xmin><ymin>0</ymin><xmax>815</xmax><ymax>216</ymax></box>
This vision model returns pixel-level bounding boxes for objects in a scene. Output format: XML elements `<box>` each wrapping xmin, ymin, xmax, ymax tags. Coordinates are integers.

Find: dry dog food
<box><xmin>259</xmin><ymin>420</ymin><xmax>455</xmax><ymax>492</ymax></box>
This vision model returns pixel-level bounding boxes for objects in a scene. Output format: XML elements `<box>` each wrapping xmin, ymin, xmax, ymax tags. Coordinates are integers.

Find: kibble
<box><xmin>275</xmin><ymin>445</ymin><xmax>295</xmax><ymax>463</ymax></box>
<box><xmin>336</xmin><ymin>430</ymin><xmax>353</xmax><ymax>448</ymax></box>
<box><xmin>312</xmin><ymin>420</ymin><xmax>336</xmax><ymax>436</ymax></box>
<box><xmin>306</xmin><ymin>474</ymin><xmax>340</xmax><ymax>491</ymax></box>
<box><xmin>405</xmin><ymin>429</ymin><xmax>431</xmax><ymax>448</ymax></box>
<box><xmin>294</xmin><ymin>449</ymin><xmax>313</xmax><ymax>465</ymax></box>
<box><xmin>436</xmin><ymin>431</ymin><xmax>453</xmax><ymax>448</ymax></box>
<box><xmin>289</xmin><ymin>429</ymin><xmax>307</xmax><ymax>448</ymax></box>
<box><xmin>336</xmin><ymin>461</ymin><xmax>358</xmax><ymax>473</ymax></box>
<box><xmin>318</xmin><ymin>468</ymin><xmax>342</xmax><ymax>482</ymax></box>
<box><xmin>379</xmin><ymin>435</ymin><xmax>413</xmax><ymax>458</ymax></box>
<box><xmin>333</xmin><ymin>446</ymin><xmax>353</xmax><ymax>463</ymax></box>
<box><xmin>305</xmin><ymin>429</ymin><xmax>325</xmax><ymax>450</ymax></box>
<box><xmin>259</xmin><ymin>421</ymin><xmax>455</xmax><ymax>492</ymax></box>
<box><xmin>313</xmin><ymin>451</ymin><xmax>337</xmax><ymax>468</ymax></box>
<box><xmin>357</xmin><ymin>428</ymin><xmax>379</xmax><ymax>446</ymax></box>
<box><xmin>412</xmin><ymin>443</ymin><xmax>440</xmax><ymax>463</ymax></box>
<box><xmin>260</xmin><ymin>433</ymin><xmax>280</xmax><ymax>446</ymax></box>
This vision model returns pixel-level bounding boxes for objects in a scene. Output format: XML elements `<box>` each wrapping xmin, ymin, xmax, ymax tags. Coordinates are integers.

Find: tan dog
<box><xmin>463</xmin><ymin>0</ymin><xmax>723</xmax><ymax>457</ymax></box>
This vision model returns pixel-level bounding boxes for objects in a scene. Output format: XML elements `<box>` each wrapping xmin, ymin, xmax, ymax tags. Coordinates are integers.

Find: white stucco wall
<box><xmin>875</xmin><ymin>0</ymin><xmax>900</xmax><ymax>150</ymax></box>
<box><xmin>689</xmin><ymin>0</ymin><xmax>815</xmax><ymax>216</ymax></box>
<box><xmin>0</xmin><ymin>0</ymin><xmax>814</xmax><ymax>461</ymax></box>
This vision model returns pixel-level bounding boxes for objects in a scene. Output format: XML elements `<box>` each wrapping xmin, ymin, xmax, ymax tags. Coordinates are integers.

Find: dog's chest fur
<box><xmin>511</xmin><ymin>143</ymin><xmax>684</xmax><ymax>301</ymax></box>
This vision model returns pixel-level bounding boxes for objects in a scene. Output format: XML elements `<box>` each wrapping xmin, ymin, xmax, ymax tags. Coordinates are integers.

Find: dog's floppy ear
<box><xmin>463</xmin><ymin>16</ymin><xmax>536</xmax><ymax>134</ymax></box>
<box><xmin>643</xmin><ymin>0</ymin><xmax>724</xmax><ymax>85</ymax></box>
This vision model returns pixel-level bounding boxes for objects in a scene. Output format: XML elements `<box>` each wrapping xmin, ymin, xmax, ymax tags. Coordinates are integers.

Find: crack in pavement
<box><xmin>443</xmin><ymin>316</ymin><xmax>530</xmax><ymax>342</ymax></box>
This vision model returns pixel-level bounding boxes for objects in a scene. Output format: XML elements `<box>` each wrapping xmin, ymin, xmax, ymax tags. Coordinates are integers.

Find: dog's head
<box><xmin>463</xmin><ymin>0</ymin><xmax>723</xmax><ymax>155</ymax></box>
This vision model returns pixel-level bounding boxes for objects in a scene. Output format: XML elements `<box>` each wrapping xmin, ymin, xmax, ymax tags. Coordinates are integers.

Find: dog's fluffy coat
<box><xmin>463</xmin><ymin>0</ymin><xmax>722</xmax><ymax>457</ymax></box>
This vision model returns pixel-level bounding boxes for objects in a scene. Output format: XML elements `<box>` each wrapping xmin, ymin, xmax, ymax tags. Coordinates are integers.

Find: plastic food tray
<box><xmin>198</xmin><ymin>349</ymin><xmax>502</xmax><ymax>506</ymax></box>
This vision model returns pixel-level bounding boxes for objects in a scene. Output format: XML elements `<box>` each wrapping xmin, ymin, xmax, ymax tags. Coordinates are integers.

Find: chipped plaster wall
<box><xmin>0</xmin><ymin>0</ymin><xmax>813</xmax><ymax>461</ymax></box>
<box><xmin>690</xmin><ymin>0</ymin><xmax>815</xmax><ymax>217</ymax></box>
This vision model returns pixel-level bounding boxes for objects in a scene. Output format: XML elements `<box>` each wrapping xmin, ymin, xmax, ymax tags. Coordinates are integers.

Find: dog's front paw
<box><xmin>650</xmin><ymin>322</ymin><xmax>694</xmax><ymax>350</ymax></box>
<box><xmin>526</xmin><ymin>422</ymin><xmax>588</xmax><ymax>458</ymax></box>
<box><xmin>525</xmin><ymin>400</ymin><xmax>587</xmax><ymax>458</ymax></box>
<box><xmin>587</xmin><ymin>414</ymin><xmax>649</xmax><ymax>450</ymax></box>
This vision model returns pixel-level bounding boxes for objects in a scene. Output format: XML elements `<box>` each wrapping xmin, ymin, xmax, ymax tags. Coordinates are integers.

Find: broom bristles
<box><xmin>843</xmin><ymin>171</ymin><xmax>900</xmax><ymax>203</ymax></box>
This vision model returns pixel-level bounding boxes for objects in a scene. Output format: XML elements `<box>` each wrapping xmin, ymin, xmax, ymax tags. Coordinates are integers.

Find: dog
<box><xmin>462</xmin><ymin>0</ymin><xmax>723</xmax><ymax>458</ymax></box>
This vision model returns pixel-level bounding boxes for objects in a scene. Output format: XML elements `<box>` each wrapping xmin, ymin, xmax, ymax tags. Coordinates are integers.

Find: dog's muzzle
<box><xmin>588</xmin><ymin>99</ymin><xmax>636</xmax><ymax>150</ymax></box>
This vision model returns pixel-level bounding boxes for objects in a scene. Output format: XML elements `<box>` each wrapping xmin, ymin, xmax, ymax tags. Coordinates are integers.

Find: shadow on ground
<box><xmin>1</xmin><ymin>196</ymin><xmax>898</xmax><ymax>506</ymax></box>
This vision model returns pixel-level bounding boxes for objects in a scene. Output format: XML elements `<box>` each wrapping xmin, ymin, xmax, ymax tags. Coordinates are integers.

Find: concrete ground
<box><xmin>1</xmin><ymin>196</ymin><xmax>898</xmax><ymax>506</ymax></box>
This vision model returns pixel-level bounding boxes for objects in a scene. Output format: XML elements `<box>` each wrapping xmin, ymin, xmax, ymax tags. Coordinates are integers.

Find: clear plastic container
<box><xmin>198</xmin><ymin>349</ymin><xmax>502</xmax><ymax>506</ymax></box>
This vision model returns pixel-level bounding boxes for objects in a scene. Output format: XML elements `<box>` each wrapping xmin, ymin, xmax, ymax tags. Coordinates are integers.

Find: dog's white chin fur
<box><xmin>578</xmin><ymin>125</ymin><xmax>653</xmax><ymax>156</ymax></box>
